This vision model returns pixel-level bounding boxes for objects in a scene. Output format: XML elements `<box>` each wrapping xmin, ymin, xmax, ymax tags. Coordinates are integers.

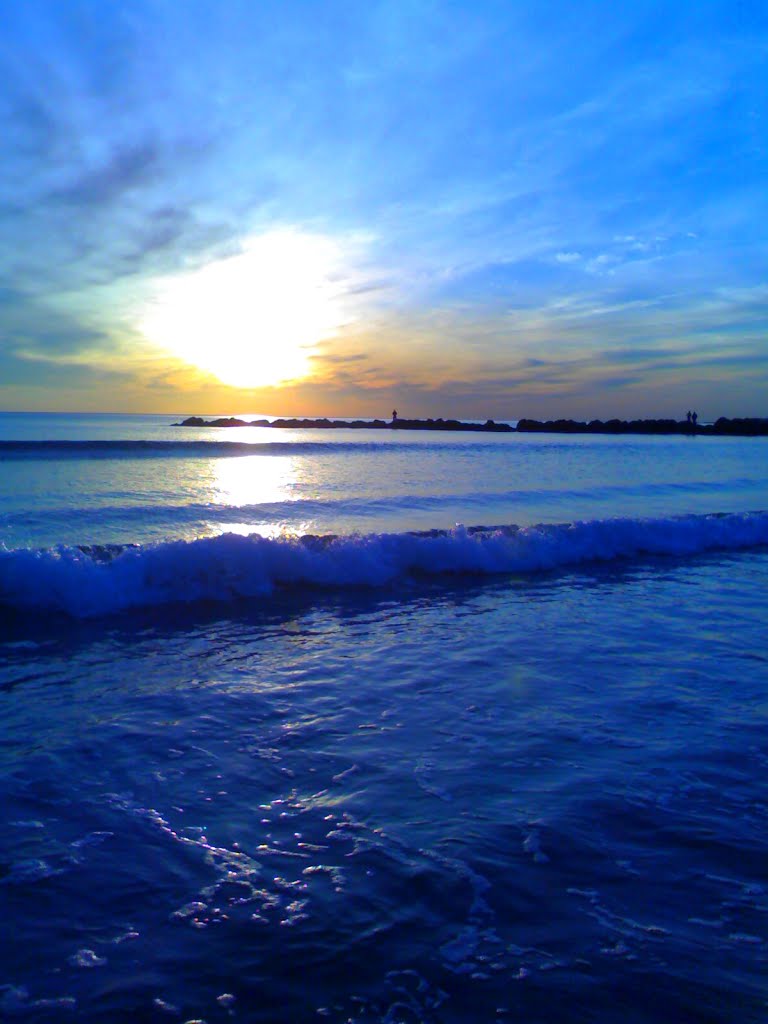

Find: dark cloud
<box><xmin>118</xmin><ymin>211</ymin><xmax>238</xmax><ymax>275</ymax></box>
<box><xmin>310</xmin><ymin>351</ymin><xmax>370</xmax><ymax>365</ymax></box>
<box><xmin>0</xmin><ymin>286</ymin><xmax>106</xmax><ymax>360</ymax></box>
<box><xmin>0</xmin><ymin>342</ymin><xmax>126</xmax><ymax>389</ymax></box>
<box><xmin>0</xmin><ymin>90</ymin><xmax>62</xmax><ymax>169</ymax></box>
<box><xmin>48</xmin><ymin>142</ymin><xmax>161</xmax><ymax>208</ymax></box>
<box><xmin>590</xmin><ymin>374</ymin><xmax>644</xmax><ymax>390</ymax></box>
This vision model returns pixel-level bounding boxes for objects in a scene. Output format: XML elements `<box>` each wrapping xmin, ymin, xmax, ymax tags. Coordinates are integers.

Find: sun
<box><xmin>139</xmin><ymin>230</ymin><xmax>345</xmax><ymax>388</ymax></box>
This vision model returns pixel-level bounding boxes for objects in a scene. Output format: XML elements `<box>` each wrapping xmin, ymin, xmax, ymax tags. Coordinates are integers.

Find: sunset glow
<box><xmin>139</xmin><ymin>231</ymin><xmax>346</xmax><ymax>388</ymax></box>
<box><xmin>1</xmin><ymin>2</ymin><xmax>766</xmax><ymax>417</ymax></box>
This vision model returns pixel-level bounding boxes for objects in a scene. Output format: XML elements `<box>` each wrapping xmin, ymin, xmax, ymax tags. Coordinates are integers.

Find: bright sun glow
<box><xmin>139</xmin><ymin>230</ymin><xmax>346</xmax><ymax>388</ymax></box>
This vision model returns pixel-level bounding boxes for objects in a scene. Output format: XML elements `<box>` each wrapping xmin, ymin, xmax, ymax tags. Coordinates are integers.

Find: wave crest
<box><xmin>1</xmin><ymin>512</ymin><xmax>766</xmax><ymax>617</ymax></box>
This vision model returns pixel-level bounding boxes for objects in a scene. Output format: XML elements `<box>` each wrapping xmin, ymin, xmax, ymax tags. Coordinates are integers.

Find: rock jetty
<box><xmin>174</xmin><ymin>416</ymin><xmax>513</xmax><ymax>432</ymax></box>
<box><xmin>515</xmin><ymin>417</ymin><xmax>768</xmax><ymax>436</ymax></box>
<box><xmin>174</xmin><ymin>416</ymin><xmax>768</xmax><ymax>436</ymax></box>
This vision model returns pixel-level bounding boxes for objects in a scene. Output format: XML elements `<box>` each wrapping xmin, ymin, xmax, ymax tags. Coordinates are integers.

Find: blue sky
<box><xmin>1</xmin><ymin>0</ymin><xmax>766</xmax><ymax>418</ymax></box>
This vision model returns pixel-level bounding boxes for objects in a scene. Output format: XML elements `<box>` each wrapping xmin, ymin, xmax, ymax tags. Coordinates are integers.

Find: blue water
<box><xmin>1</xmin><ymin>413</ymin><xmax>767</xmax><ymax>1022</ymax></box>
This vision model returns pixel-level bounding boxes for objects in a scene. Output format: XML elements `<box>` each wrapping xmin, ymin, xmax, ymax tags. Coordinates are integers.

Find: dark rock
<box><xmin>515</xmin><ymin>417</ymin><xmax>767</xmax><ymax>437</ymax></box>
<box><xmin>173</xmin><ymin>415</ymin><xmax>513</xmax><ymax>432</ymax></box>
<box><xmin>712</xmin><ymin>417</ymin><xmax>768</xmax><ymax>436</ymax></box>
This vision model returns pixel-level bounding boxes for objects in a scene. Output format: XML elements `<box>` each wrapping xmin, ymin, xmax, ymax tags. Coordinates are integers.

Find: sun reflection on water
<box><xmin>210</xmin><ymin>454</ymin><xmax>308</xmax><ymax>538</ymax></box>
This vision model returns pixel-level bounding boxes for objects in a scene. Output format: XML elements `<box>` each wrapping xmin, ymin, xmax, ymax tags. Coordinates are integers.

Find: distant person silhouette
<box><xmin>686</xmin><ymin>410</ymin><xmax>692</xmax><ymax>424</ymax></box>
<box><xmin>392</xmin><ymin>409</ymin><xmax>398</xmax><ymax>422</ymax></box>
<box><xmin>692</xmin><ymin>411</ymin><xmax>698</xmax><ymax>427</ymax></box>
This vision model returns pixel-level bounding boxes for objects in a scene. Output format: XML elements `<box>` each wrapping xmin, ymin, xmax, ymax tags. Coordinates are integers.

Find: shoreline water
<box><xmin>2</xmin><ymin>411</ymin><xmax>767</xmax><ymax>1022</ymax></box>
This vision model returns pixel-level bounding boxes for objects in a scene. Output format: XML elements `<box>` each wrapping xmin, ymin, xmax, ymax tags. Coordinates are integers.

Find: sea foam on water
<box><xmin>2</xmin><ymin>510</ymin><xmax>767</xmax><ymax>617</ymax></box>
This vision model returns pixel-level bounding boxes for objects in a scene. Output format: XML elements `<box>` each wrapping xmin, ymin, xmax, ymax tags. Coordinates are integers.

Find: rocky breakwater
<box><xmin>515</xmin><ymin>417</ymin><xmax>768</xmax><ymax>436</ymax></box>
<box><xmin>174</xmin><ymin>416</ymin><xmax>513</xmax><ymax>432</ymax></box>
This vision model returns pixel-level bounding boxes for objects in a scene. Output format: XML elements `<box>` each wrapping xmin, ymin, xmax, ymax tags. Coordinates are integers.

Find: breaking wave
<box><xmin>1</xmin><ymin>511</ymin><xmax>767</xmax><ymax>618</ymax></box>
<box><xmin>0</xmin><ymin>439</ymin><xmax>501</xmax><ymax>460</ymax></box>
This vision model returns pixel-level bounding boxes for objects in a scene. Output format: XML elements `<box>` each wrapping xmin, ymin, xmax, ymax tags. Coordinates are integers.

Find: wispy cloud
<box><xmin>0</xmin><ymin>0</ymin><xmax>766</xmax><ymax>414</ymax></box>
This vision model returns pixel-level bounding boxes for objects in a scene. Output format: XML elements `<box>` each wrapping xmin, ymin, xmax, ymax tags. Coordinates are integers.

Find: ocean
<box><xmin>1</xmin><ymin>411</ymin><xmax>766</xmax><ymax>1023</ymax></box>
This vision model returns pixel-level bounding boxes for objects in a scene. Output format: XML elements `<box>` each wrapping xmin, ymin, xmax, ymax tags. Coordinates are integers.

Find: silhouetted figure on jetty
<box><xmin>392</xmin><ymin>409</ymin><xmax>398</xmax><ymax>422</ymax></box>
<box><xmin>686</xmin><ymin>411</ymin><xmax>692</xmax><ymax>425</ymax></box>
<box><xmin>692</xmin><ymin>411</ymin><xmax>698</xmax><ymax>427</ymax></box>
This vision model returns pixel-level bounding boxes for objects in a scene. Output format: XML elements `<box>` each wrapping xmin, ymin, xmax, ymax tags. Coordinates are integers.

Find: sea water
<box><xmin>1</xmin><ymin>412</ymin><xmax>766</xmax><ymax>1022</ymax></box>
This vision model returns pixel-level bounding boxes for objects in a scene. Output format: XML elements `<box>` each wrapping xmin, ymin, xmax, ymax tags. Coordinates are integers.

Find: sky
<box><xmin>1</xmin><ymin>0</ymin><xmax>767</xmax><ymax>420</ymax></box>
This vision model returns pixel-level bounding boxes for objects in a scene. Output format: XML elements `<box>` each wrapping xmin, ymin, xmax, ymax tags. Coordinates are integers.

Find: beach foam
<box><xmin>2</xmin><ymin>511</ymin><xmax>766</xmax><ymax>617</ymax></box>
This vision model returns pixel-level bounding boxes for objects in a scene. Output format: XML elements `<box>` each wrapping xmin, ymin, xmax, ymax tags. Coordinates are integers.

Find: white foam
<box><xmin>67</xmin><ymin>949</ymin><xmax>107</xmax><ymax>968</ymax></box>
<box><xmin>1</xmin><ymin>511</ymin><xmax>767</xmax><ymax>617</ymax></box>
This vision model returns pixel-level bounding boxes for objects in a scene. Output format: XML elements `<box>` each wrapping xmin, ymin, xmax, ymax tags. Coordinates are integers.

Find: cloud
<box><xmin>0</xmin><ymin>1</ymin><xmax>765</xmax><ymax>415</ymax></box>
<box><xmin>310</xmin><ymin>351</ymin><xmax>370</xmax><ymax>366</ymax></box>
<box><xmin>47</xmin><ymin>142</ymin><xmax>160</xmax><ymax>208</ymax></box>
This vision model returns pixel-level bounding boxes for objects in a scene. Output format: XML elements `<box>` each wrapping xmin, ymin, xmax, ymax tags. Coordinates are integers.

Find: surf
<box><xmin>2</xmin><ymin>511</ymin><xmax>767</xmax><ymax>617</ymax></box>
